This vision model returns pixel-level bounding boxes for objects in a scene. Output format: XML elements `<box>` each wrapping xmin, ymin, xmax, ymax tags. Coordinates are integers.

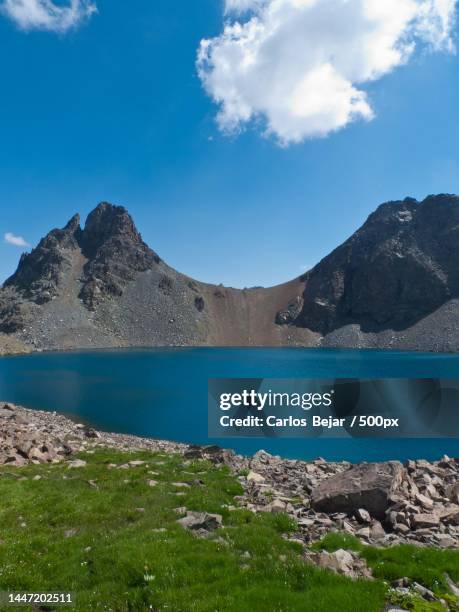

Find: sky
<box><xmin>0</xmin><ymin>0</ymin><xmax>459</xmax><ymax>288</ymax></box>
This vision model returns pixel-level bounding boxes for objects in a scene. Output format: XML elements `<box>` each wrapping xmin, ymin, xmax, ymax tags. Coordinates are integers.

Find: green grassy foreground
<box><xmin>0</xmin><ymin>449</ymin><xmax>457</xmax><ymax>612</ymax></box>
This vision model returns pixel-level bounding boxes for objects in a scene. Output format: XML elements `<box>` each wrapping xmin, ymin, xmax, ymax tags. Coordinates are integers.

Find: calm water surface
<box><xmin>0</xmin><ymin>348</ymin><xmax>458</xmax><ymax>462</ymax></box>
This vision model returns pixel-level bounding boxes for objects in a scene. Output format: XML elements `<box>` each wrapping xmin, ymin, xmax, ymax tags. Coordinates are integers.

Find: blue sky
<box><xmin>1</xmin><ymin>0</ymin><xmax>459</xmax><ymax>288</ymax></box>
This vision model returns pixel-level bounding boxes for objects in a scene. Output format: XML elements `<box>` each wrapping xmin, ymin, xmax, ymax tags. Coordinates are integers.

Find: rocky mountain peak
<box><xmin>64</xmin><ymin>213</ymin><xmax>81</xmax><ymax>234</ymax></box>
<box><xmin>3</xmin><ymin>212</ymin><xmax>83</xmax><ymax>305</ymax></box>
<box><xmin>81</xmin><ymin>203</ymin><xmax>143</xmax><ymax>259</ymax></box>
<box><xmin>2</xmin><ymin>202</ymin><xmax>161</xmax><ymax>312</ymax></box>
<box><xmin>78</xmin><ymin>203</ymin><xmax>161</xmax><ymax>310</ymax></box>
<box><xmin>285</xmin><ymin>194</ymin><xmax>459</xmax><ymax>334</ymax></box>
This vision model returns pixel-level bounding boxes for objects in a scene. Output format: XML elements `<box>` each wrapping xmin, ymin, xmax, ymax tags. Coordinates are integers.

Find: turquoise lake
<box><xmin>0</xmin><ymin>348</ymin><xmax>458</xmax><ymax>462</ymax></box>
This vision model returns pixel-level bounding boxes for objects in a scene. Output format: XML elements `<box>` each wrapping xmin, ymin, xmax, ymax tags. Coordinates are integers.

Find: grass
<box><xmin>313</xmin><ymin>533</ymin><xmax>459</xmax><ymax>611</ymax></box>
<box><xmin>0</xmin><ymin>450</ymin><xmax>456</xmax><ymax>611</ymax></box>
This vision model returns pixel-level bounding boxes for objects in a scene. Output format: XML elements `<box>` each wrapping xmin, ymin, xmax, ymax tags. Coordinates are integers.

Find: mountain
<box><xmin>1</xmin><ymin>195</ymin><xmax>458</xmax><ymax>353</ymax></box>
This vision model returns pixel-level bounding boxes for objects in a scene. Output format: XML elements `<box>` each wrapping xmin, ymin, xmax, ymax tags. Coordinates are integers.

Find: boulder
<box><xmin>304</xmin><ymin>549</ymin><xmax>372</xmax><ymax>579</ymax></box>
<box><xmin>411</xmin><ymin>514</ymin><xmax>440</xmax><ymax>529</ymax></box>
<box><xmin>447</xmin><ymin>483</ymin><xmax>459</xmax><ymax>505</ymax></box>
<box><xmin>177</xmin><ymin>511</ymin><xmax>222</xmax><ymax>532</ymax></box>
<box><xmin>355</xmin><ymin>508</ymin><xmax>371</xmax><ymax>524</ymax></box>
<box><xmin>370</xmin><ymin>521</ymin><xmax>386</xmax><ymax>541</ymax></box>
<box><xmin>310</xmin><ymin>461</ymin><xmax>405</xmax><ymax>518</ymax></box>
<box><xmin>441</xmin><ymin>507</ymin><xmax>459</xmax><ymax>526</ymax></box>
<box><xmin>267</xmin><ymin>499</ymin><xmax>286</xmax><ymax>513</ymax></box>
<box><xmin>247</xmin><ymin>471</ymin><xmax>266</xmax><ymax>484</ymax></box>
<box><xmin>415</xmin><ymin>492</ymin><xmax>434</xmax><ymax>510</ymax></box>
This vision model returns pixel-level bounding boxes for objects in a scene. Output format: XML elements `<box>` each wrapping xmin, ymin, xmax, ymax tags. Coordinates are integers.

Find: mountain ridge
<box><xmin>1</xmin><ymin>195</ymin><xmax>458</xmax><ymax>352</ymax></box>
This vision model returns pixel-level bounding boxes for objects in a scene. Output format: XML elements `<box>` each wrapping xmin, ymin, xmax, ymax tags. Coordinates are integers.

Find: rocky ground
<box><xmin>1</xmin><ymin>401</ymin><xmax>457</xmax><ymax>553</ymax></box>
<box><xmin>0</xmin><ymin>333</ymin><xmax>30</xmax><ymax>356</ymax></box>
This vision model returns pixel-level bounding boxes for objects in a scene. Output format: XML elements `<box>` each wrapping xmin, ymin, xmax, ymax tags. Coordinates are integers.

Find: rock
<box><xmin>318</xmin><ymin>549</ymin><xmax>354</xmax><ymax>574</ymax></box>
<box><xmin>247</xmin><ymin>471</ymin><xmax>266</xmax><ymax>484</ymax></box>
<box><xmin>441</xmin><ymin>507</ymin><xmax>459</xmax><ymax>526</ymax></box>
<box><xmin>355</xmin><ymin>527</ymin><xmax>370</xmax><ymax>539</ymax></box>
<box><xmin>447</xmin><ymin>483</ymin><xmax>459</xmax><ymax>505</ymax></box>
<box><xmin>173</xmin><ymin>507</ymin><xmax>187</xmax><ymax>515</ymax></box>
<box><xmin>444</xmin><ymin>573</ymin><xmax>459</xmax><ymax>597</ymax></box>
<box><xmin>147</xmin><ymin>480</ymin><xmax>158</xmax><ymax>487</ymax></box>
<box><xmin>67</xmin><ymin>459</ymin><xmax>87</xmax><ymax>468</ymax></box>
<box><xmin>267</xmin><ymin>499</ymin><xmax>286</xmax><ymax>513</ymax></box>
<box><xmin>412</xmin><ymin>582</ymin><xmax>436</xmax><ymax>601</ymax></box>
<box><xmin>305</xmin><ymin>549</ymin><xmax>371</xmax><ymax>579</ymax></box>
<box><xmin>391</xmin><ymin>578</ymin><xmax>411</xmax><ymax>588</ymax></box>
<box><xmin>355</xmin><ymin>508</ymin><xmax>371</xmax><ymax>524</ymax></box>
<box><xmin>436</xmin><ymin>536</ymin><xmax>455</xmax><ymax>548</ymax></box>
<box><xmin>415</xmin><ymin>492</ymin><xmax>434</xmax><ymax>510</ymax></box>
<box><xmin>129</xmin><ymin>460</ymin><xmax>146</xmax><ymax>467</ymax></box>
<box><xmin>172</xmin><ymin>482</ymin><xmax>190</xmax><ymax>489</ymax></box>
<box><xmin>370</xmin><ymin>521</ymin><xmax>386</xmax><ymax>541</ymax></box>
<box><xmin>310</xmin><ymin>462</ymin><xmax>405</xmax><ymax>518</ymax></box>
<box><xmin>412</xmin><ymin>514</ymin><xmax>440</xmax><ymax>529</ymax></box>
<box><xmin>177</xmin><ymin>512</ymin><xmax>223</xmax><ymax>532</ymax></box>
<box><xmin>84</xmin><ymin>428</ymin><xmax>100</xmax><ymax>439</ymax></box>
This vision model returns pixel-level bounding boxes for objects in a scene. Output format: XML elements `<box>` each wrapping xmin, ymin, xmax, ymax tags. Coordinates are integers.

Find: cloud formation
<box><xmin>198</xmin><ymin>0</ymin><xmax>457</xmax><ymax>145</ymax></box>
<box><xmin>4</xmin><ymin>232</ymin><xmax>30</xmax><ymax>248</ymax></box>
<box><xmin>1</xmin><ymin>0</ymin><xmax>96</xmax><ymax>33</ymax></box>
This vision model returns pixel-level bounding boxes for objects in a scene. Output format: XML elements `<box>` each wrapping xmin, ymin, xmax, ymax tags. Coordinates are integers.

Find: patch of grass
<box><xmin>311</xmin><ymin>532</ymin><xmax>363</xmax><ymax>553</ymax></box>
<box><xmin>313</xmin><ymin>533</ymin><xmax>459</xmax><ymax>609</ymax></box>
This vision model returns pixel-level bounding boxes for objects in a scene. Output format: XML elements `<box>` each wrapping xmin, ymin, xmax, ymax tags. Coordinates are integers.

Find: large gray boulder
<box><xmin>310</xmin><ymin>461</ymin><xmax>405</xmax><ymax>518</ymax></box>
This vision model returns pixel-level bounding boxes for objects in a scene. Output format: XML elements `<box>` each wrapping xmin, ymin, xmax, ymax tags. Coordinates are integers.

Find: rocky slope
<box><xmin>0</xmin><ymin>195</ymin><xmax>458</xmax><ymax>352</ymax></box>
<box><xmin>285</xmin><ymin>194</ymin><xmax>459</xmax><ymax>351</ymax></box>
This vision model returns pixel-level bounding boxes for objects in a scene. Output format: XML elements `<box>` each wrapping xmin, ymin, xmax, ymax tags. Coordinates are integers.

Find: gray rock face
<box><xmin>1</xmin><ymin>204</ymin><xmax>160</xmax><ymax>317</ymax></box>
<box><xmin>290</xmin><ymin>194</ymin><xmax>459</xmax><ymax>334</ymax></box>
<box><xmin>0</xmin><ymin>215</ymin><xmax>83</xmax><ymax>333</ymax></box>
<box><xmin>79</xmin><ymin>203</ymin><xmax>161</xmax><ymax>310</ymax></box>
<box><xmin>310</xmin><ymin>461</ymin><xmax>405</xmax><ymax>518</ymax></box>
<box><xmin>4</xmin><ymin>214</ymin><xmax>82</xmax><ymax>305</ymax></box>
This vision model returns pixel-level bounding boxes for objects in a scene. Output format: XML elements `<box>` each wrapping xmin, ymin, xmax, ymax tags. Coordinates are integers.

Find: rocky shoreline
<box><xmin>1</xmin><ymin>401</ymin><xmax>458</xmax><ymax>556</ymax></box>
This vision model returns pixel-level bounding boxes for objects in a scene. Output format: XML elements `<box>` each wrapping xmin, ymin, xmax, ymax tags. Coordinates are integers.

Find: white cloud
<box><xmin>1</xmin><ymin>0</ymin><xmax>97</xmax><ymax>33</ymax></box>
<box><xmin>198</xmin><ymin>0</ymin><xmax>457</xmax><ymax>145</ymax></box>
<box><xmin>225</xmin><ymin>0</ymin><xmax>268</xmax><ymax>13</ymax></box>
<box><xmin>4</xmin><ymin>232</ymin><xmax>30</xmax><ymax>248</ymax></box>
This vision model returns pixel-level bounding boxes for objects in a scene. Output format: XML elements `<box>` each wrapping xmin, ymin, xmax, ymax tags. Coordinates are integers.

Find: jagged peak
<box><xmin>63</xmin><ymin>213</ymin><xmax>81</xmax><ymax>233</ymax></box>
<box><xmin>81</xmin><ymin>202</ymin><xmax>143</xmax><ymax>258</ymax></box>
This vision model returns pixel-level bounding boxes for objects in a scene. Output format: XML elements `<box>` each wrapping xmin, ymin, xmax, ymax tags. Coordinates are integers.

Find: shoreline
<box><xmin>1</xmin><ymin>401</ymin><xmax>458</xmax><ymax>551</ymax></box>
<box><xmin>0</xmin><ymin>344</ymin><xmax>459</xmax><ymax>359</ymax></box>
<box><xmin>1</xmin><ymin>337</ymin><xmax>458</xmax><ymax>358</ymax></box>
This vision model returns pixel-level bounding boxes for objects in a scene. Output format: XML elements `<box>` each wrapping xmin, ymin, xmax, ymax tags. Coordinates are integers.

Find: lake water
<box><xmin>0</xmin><ymin>348</ymin><xmax>458</xmax><ymax>462</ymax></box>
